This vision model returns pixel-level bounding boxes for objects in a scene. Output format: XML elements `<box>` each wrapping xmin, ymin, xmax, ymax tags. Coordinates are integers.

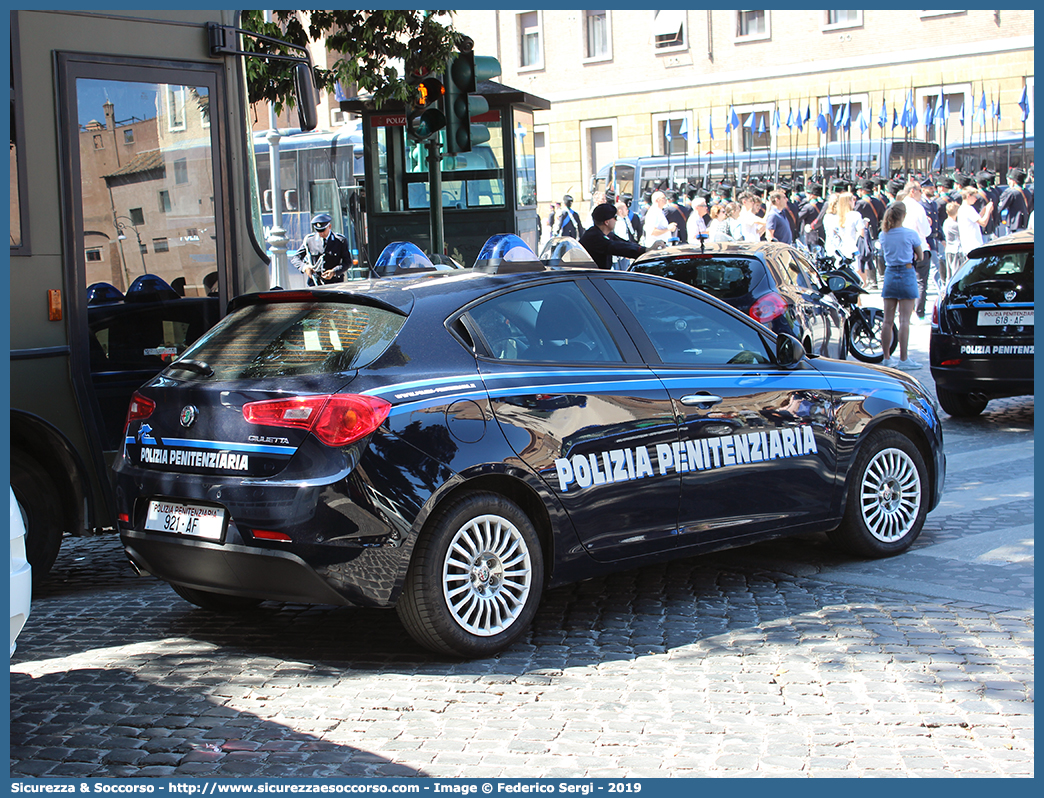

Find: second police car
<box><xmin>114</xmin><ymin>236</ymin><xmax>945</xmax><ymax>658</ymax></box>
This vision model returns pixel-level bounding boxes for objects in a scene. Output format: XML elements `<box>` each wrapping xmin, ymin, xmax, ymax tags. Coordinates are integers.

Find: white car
<box><xmin>10</xmin><ymin>487</ymin><xmax>31</xmax><ymax>655</ymax></box>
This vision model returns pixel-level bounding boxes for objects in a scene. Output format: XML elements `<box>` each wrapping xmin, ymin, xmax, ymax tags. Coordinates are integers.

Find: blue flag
<box><xmin>841</xmin><ymin>101</ymin><xmax>850</xmax><ymax>131</ymax></box>
<box><xmin>708</xmin><ymin>113</ymin><xmax>714</xmax><ymax>140</ymax></box>
<box><xmin>773</xmin><ymin>107</ymin><xmax>781</xmax><ymax>130</ymax></box>
<box><xmin>892</xmin><ymin>107</ymin><xmax>899</xmax><ymax>130</ymax></box>
<box><xmin>745</xmin><ymin>111</ymin><xmax>755</xmax><ymax>131</ymax></box>
<box><xmin>816</xmin><ymin>112</ymin><xmax>829</xmax><ymax>134</ymax></box>
<box><xmin>959</xmin><ymin>102</ymin><xmax>965</xmax><ymax>127</ymax></box>
<box><xmin>758</xmin><ymin>114</ymin><xmax>766</xmax><ymax>135</ymax></box>
<box><xmin>695</xmin><ymin>116</ymin><xmax>700</xmax><ymax>145</ymax></box>
<box><xmin>993</xmin><ymin>98</ymin><xmax>1001</xmax><ymax>122</ymax></box>
<box><xmin>679</xmin><ymin>117</ymin><xmax>689</xmax><ymax>140</ymax></box>
<box><xmin>924</xmin><ymin>101</ymin><xmax>934</xmax><ymax>129</ymax></box>
<box><xmin>786</xmin><ymin>107</ymin><xmax>793</xmax><ymax>129</ymax></box>
<box><xmin>730</xmin><ymin>106</ymin><xmax>740</xmax><ymax>131</ymax></box>
<box><xmin>1018</xmin><ymin>85</ymin><xmax>1030</xmax><ymax>122</ymax></box>
<box><xmin>665</xmin><ymin>124</ymin><xmax>673</xmax><ymax>142</ymax></box>
<box><xmin>834</xmin><ymin>102</ymin><xmax>844</xmax><ymax>128</ymax></box>
<box><xmin>878</xmin><ymin>99</ymin><xmax>887</xmax><ymax>129</ymax></box>
<box><xmin>858</xmin><ymin>110</ymin><xmax>869</xmax><ymax>134</ymax></box>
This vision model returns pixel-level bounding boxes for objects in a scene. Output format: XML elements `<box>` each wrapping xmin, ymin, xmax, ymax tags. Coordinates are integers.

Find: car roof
<box><xmin>232</xmin><ymin>267</ymin><xmax>618</xmax><ymax>317</ymax></box>
<box><xmin>633</xmin><ymin>241</ymin><xmax>793</xmax><ymax>263</ymax></box>
<box><xmin>965</xmin><ymin>229</ymin><xmax>1033</xmax><ymax>259</ymax></box>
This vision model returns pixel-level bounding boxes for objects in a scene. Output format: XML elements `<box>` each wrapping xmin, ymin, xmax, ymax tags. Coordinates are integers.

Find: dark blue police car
<box><xmin>114</xmin><ymin>236</ymin><xmax>945</xmax><ymax>658</ymax></box>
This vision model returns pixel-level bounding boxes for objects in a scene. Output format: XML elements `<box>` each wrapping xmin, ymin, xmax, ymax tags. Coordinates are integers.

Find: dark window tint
<box><xmin>608</xmin><ymin>279</ymin><xmax>771</xmax><ymax>365</ymax></box>
<box><xmin>953</xmin><ymin>250</ymin><xmax>1033</xmax><ymax>299</ymax></box>
<box><xmin>467</xmin><ymin>281</ymin><xmax>623</xmax><ymax>363</ymax></box>
<box><xmin>177</xmin><ymin>302</ymin><xmax>406</xmax><ymax>379</ymax></box>
<box><xmin>633</xmin><ymin>256</ymin><xmax>757</xmax><ymax>299</ymax></box>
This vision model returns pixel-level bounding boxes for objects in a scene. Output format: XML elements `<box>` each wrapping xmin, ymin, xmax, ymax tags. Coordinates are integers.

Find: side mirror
<box><xmin>294</xmin><ymin>62</ymin><xmax>319</xmax><ymax>132</ymax></box>
<box><xmin>775</xmin><ymin>333</ymin><xmax>805</xmax><ymax>366</ymax></box>
<box><xmin>827</xmin><ymin>275</ymin><xmax>846</xmax><ymax>292</ymax></box>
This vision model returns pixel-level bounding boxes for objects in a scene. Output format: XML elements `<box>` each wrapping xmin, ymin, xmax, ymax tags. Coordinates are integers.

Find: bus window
<box><xmin>76</xmin><ymin>75</ymin><xmax>221</xmax><ymax>448</ymax></box>
<box><xmin>613</xmin><ymin>164</ymin><xmax>635</xmax><ymax>199</ymax></box>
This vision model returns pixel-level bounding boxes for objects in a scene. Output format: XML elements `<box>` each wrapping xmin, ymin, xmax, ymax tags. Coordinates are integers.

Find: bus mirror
<box><xmin>294</xmin><ymin>62</ymin><xmax>319</xmax><ymax>132</ymax></box>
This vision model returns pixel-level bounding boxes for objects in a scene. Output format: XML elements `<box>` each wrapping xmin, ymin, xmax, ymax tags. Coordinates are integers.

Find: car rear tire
<box><xmin>936</xmin><ymin>387</ymin><xmax>990</xmax><ymax>418</ymax></box>
<box><xmin>397</xmin><ymin>492</ymin><xmax>543</xmax><ymax>658</ymax></box>
<box><xmin>11</xmin><ymin>450</ymin><xmax>63</xmax><ymax>588</ymax></box>
<box><xmin>829</xmin><ymin>429</ymin><xmax>928</xmax><ymax>558</ymax></box>
<box><xmin>170</xmin><ymin>583</ymin><xmax>263</xmax><ymax>612</ymax></box>
<box><xmin>847</xmin><ymin>309</ymin><xmax>898</xmax><ymax>363</ymax></box>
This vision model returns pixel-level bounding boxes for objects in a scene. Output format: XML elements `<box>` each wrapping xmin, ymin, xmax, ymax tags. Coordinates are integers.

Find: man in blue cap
<box><xmin>290</xmin><ymin>212</ymin><xmax>353</xmax><ymax>284</ymax></box>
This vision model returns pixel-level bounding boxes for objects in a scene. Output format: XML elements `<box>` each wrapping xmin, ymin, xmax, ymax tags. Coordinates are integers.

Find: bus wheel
<box><xmin>11</xmin><ymin>450</ymin><xmax>63</xmax><ymax>587</ymax></box>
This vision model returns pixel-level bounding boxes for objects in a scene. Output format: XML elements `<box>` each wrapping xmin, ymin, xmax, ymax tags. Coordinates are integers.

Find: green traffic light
<box><xmin>444</xmin><ymin>52</ymin><xmax>501</xmax><ymax>154</ymax></box>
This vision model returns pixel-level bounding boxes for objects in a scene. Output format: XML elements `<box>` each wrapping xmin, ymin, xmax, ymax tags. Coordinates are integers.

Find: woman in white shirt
<box><xmin>823</xmin><ymin>192</ymin><xmax>865</xmax><ymax>265</ymax></box>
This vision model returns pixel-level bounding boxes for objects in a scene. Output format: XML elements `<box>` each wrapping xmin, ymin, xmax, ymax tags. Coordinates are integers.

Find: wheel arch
<box><xmin>413</xmin><ymin>470</ymin><xmax>558</xmax><ymax>588</ymax></box>
<box><xmin>10</xmin><ymin>409</ymin><xmax>94</xmax><ymax>536</ymax></box>
<box><xmin>844</xmin><ymin>415</ymin><xmax>939</xmax><ymax>509</ymax></box>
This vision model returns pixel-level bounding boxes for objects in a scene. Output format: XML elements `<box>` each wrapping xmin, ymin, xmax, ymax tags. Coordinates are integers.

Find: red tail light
<box><xmin>124</xmin><ymin>392</ymin><xmax>156</xmax><ymax>434</ymax></box>
<box><xmin>748</xmin><ymin>292</ymin><xmax>788</xmax><ymax>323</ymax></box>
<box><xmin>932</xmin><ymin>304</ymin><xmax>939</xmax><ymax>325</ymax></box>
<box><xmin>243</xmin><ymin>394</ymin><xmax>391</xmax><ymax>447</ymax></box>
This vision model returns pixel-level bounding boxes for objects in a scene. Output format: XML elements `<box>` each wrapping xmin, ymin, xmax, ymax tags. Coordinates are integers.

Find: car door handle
<box><xmin>680</xmin><ymin>393</ymin><xmax>723</xmax><ymax>407</ymax></box>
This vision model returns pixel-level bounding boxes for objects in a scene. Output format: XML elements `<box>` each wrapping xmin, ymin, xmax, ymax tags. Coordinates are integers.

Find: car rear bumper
<box><xmin>930</xmin><ymin>333</ymin><xmax>1034</xmax><ymax>397</ymax></box>
<box><xmin>121</xmin><ymin>528</ymin><xmax>411</xmax><ymax>608</ymax></box>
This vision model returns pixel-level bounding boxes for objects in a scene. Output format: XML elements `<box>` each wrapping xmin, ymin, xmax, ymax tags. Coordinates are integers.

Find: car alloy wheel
<box><xmin>859</xmin><ymin>447</ymin><xmax>922</xmax><ymax>543</ymax></box>
<box><xmin>442</xmin><ymin>513</ymin><xmax>533</xmax><ymax>637</ymax></box>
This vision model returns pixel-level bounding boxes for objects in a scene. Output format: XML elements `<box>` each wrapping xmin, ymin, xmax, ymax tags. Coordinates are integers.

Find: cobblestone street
<box><xmin>10</xmin><ymin>326</ymin><xmax>1034</xmax><ymax>778</ymax></box>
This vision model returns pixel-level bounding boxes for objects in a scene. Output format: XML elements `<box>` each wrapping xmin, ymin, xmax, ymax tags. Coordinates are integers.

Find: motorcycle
<box><xmin>815</xmin><ymin>251</ymin><xmax>898</xmax><ymax>363</ymax></box>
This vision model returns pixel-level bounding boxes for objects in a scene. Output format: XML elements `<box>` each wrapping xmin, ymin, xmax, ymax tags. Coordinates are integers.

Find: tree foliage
<box><xmin>241</xmin><ymin>10</ymin><xmax>460</xmax><ymax>115</ymax></box>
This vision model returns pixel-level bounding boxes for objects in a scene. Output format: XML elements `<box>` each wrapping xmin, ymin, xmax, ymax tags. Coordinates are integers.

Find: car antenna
<box><xmin>696</xmin><ymin>232</ymin><xmax>708</xmax><ymax>254</ymax></box>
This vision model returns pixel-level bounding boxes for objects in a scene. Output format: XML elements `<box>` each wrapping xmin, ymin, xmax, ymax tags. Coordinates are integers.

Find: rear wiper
<box><xmin>172</xmin><ymin>359</ymin><xmax>214</xmax><ymax>377</ymax></box>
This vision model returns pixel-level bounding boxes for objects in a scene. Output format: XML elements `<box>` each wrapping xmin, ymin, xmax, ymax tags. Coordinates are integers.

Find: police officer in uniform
<box><xmin>558</xmin><ymin>195</ymin><xmax>584</xmax><ymax>239</ymax></box>
<box><xmin>289</xmin><ymin>213</ymin><xmax>352</xmax><ymax>285</ymax></box>
<box><xmin>998</xmin><ymin>167</ymin><xmax>1033</xmax><ymax>232</ymax></box>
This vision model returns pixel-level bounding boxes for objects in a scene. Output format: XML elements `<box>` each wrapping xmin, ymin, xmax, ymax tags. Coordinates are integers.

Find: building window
<box><xmin>167</xmin><ymin>85</ymin><xmax>186</xmax><ymax>131</ymax></box>
<box><xmin>129</xmin><ymin>207</ymin><xmax>145</xmax><ymax>227</ymax></box>
<box><xmin>93</xmin><ymin>134</ymin><xmax>104</xmax><ymax>150</ymax></box>
<box><xmin>153</xmin><ymin>238</ymin><xmax>169</xmax><ymax>253</ymax></box>
<box><xmin>735</xmin><ymin>10</ymin><xmax>770</xmax><ymax>41</ymax></box>
<box><xmin>124</xmin><ymin>128</ymin><xmax>134</xmax><ymax>145</ymax></box>
<box><xmin>86</xmin><ymin>248</ymin><xmax>102</xmax><ymax>262</ymax></box>
<box><xmin>652</xmin><ymin>112</ymin><xmax>690</xmax><ymax>156</ymax></box>
<box><xmin>174</xmin><ymin>158</ymin><xmax>188</xmax><ymax>185</ymax></box>
<box><xmin>653</xmin><ymin>10</ymin><xmax>685</xmax><ymax>50</ymax></box>
<box><xmin>518</xmin><ymin>12</ymin><xmax>543</xmax><ymax>70</ymax></box>
<box><xmin>159</xmin><ymin>190</ymin><xmax>172</xmax><ymax>213</ymax></box>
<box><xmin>823</xmin><ymin>10</ymin><xmax>862</xmax><ymax>30</ymax></box>
<box><xmin>584</xmin><ymin>10</ymin><xmax>611</xmax><ymax>61</ymax></box>
<box><xmin>581</xmin><ymin>120</ymin><xmax>617</xmax><ymax>201</ymax></box>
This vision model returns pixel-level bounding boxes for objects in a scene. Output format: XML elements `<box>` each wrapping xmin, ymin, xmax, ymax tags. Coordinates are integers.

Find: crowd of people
<box><xmin>542</xmin><ymin>165</ymin><xmax>1033</xmax><ymax>371</ymax></box>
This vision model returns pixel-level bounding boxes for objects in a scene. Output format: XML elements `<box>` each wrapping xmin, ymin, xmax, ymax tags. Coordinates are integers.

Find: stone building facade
<box><xmin>447</xmin><ymin>9</ymin><xmax>1034</xmax><ymax>210</ymax></box>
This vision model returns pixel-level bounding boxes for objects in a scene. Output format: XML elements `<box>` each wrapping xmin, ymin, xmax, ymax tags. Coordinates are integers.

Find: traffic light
<box><xmin>405</xmin><ymin>58</ymin><xmax>446</xmax><ymax>143</ymax></box>
<box><xmin>444</xmin><ymin>43</ymin><xmax>502</xmax><ymax>154</ymax></box>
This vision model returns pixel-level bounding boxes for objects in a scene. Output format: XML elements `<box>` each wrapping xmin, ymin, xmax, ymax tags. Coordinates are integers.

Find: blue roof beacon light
<box><xmin>472</xmin><ymin>234</ymin><xmax>543</xmax><ymax>273</ymax></box>
<box><xmin>373</xmin><ymin>242</ymin><xmax>437</xmax><ymax>277</ymax></box>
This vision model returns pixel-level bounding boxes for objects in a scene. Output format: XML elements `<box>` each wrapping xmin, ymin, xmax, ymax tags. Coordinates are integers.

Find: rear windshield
<box><xmin>174</xmin><ymin>302</ymin><xmax>406</xmax><ymax>379</ymax></box>
<box><xmin>953</xmin><ymin>250</ymin><xmax>1033</xmax><ymax>298</ymax></box>
<box><xmin>633</xmin><ymin>256</ymin><xmax>756</xmax><ymax>299</ymax></box>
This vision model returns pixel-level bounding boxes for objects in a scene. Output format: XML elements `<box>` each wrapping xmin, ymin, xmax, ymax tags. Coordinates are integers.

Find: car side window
<box><xmin>467</xmin><ymin>281</ymin><xmax>623</xmax><ymax>363</ymax></box>
<box><xmin>607</xmin><ymin>279</ymin><xmax>772</xmax><ymax>366</ymax></box>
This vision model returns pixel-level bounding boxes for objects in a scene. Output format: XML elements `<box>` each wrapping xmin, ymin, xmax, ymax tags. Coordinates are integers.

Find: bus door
<box><xmin>62</xmin><ymin>57</ymin><xmax>225</xmax><ymax>453</ymax></box>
